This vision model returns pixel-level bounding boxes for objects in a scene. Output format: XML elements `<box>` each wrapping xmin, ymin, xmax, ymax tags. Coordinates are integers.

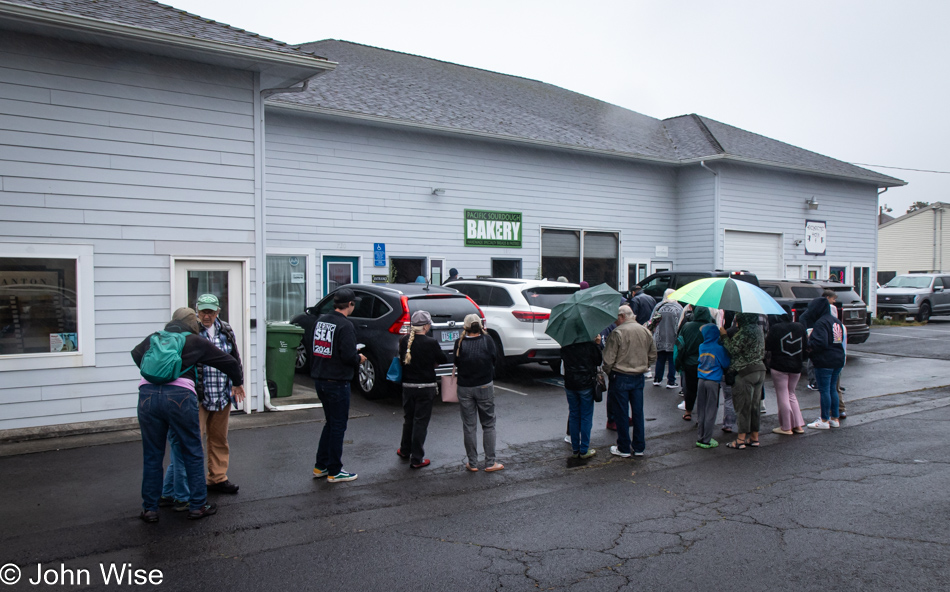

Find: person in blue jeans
<box><xmin>603</xmin><ymin>305</ymin><xmax>657</xmax><ymax>458</ymax></box>
<box><xmin>560</xmin><ymin>336</ymin><xmax>603</xmax><ymax>459</ymax></box>
<box><xmin>806</xmin><ymin>297</ymin><xmax>846</xmax><ymax>430</ymax></box>
<box><xmin>159</xmin><ymin>431</ymin><xmax>189</xmax><ymax>511</ymax></box>
<box><xmin>131</xmin><ymin>307</ymin><xmax>244</xmax><ymax>523</ymax></box>
<box><xmin>309</xmin><ymin>288</ymin><xmax>365</xmax><ymax>482</ymax></box>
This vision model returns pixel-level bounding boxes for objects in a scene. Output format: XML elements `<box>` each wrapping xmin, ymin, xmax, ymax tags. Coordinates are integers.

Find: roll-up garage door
<box><xmin>723</xmin><ymin>231</ymin><xmax>782</xmax><ymax>278</ymax></box>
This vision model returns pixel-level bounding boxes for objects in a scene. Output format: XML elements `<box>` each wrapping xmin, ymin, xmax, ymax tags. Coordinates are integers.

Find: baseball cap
<box><xmin>411</xmin><ymin>310</ymin><xmax>432</xmax><ymax>326</ymax></box>
<box><xmin>463</xmin><ymin>314</ymin><xmax>482</xmax><ymax>330</ymax></box>
<box><xmin>196</xmin><ymin>294</ymin><xmax>220</xmax><ymax>311</ymax></box>
<box><xmin>333</xmin><ymin>288</ymin><xmax>356</xmax><ymax>305</ymax></box>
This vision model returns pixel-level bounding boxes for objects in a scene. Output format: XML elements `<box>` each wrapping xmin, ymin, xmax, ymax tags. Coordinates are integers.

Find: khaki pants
<box><xmin>199</xmin><ymin>403</ymin><xmax>231</xmax><ymax>485</ymax></box>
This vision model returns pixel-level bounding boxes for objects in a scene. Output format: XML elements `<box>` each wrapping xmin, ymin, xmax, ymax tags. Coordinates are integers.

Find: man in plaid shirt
<box><xmin>196</xmin><ymin>294</ymin><xmax>245</xmax><ymax>494</ymax></box>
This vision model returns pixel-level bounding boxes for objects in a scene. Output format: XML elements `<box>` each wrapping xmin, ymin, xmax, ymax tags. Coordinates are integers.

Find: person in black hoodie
<box><xmin>397</xmin><ymin>310</ymin><xmax>447</xmax><ymax>469</ymax></box>
<box><xmin>310</xmin><ymin>288</ymin><xmax>365</xmax><ymax>482</ymax></box>
<box><xmin>805</xmin><ymin>297</ymin><xmax>846</xmax><ymax>430</ymax></box>
<box><xmin>454</xmin><ymin>314</ymin><xmax>502</xmax><ymax>472</ymax></box>
<box><xmin>131</xmin><ymin>307</ymin><xmax>243</xmax><ymax>523</ymax></box>
<box><xmin>765</xmin><ymin>314</ymin><xmax>807</xmax><ymax>435</ymax></box>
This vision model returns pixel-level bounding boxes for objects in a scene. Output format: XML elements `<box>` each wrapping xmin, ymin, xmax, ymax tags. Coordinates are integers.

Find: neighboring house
<box><xmin>0</xmin><ymin>3</ymin><xmax>906</xmax><ymax>432</ymax></box>
<box><xmin>0</xmin><ymin>0</ymin><xmax>333</xmax><ymax>430</ymax></box>
<box><xmin>878</xmin><ymin>202</ymin><xmax>949</xmax><ymax>283</ymax></box>
<box><xmin>262</xmin><ymin>40</ymin><xmax>902</xmax><ymax>324</ymax></box>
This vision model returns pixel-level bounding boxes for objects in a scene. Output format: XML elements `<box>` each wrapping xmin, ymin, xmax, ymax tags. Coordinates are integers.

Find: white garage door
<box><xmin>723</xmin><ymin>230</ymin><xmax>782</xmax><ymax>278</ymax></box>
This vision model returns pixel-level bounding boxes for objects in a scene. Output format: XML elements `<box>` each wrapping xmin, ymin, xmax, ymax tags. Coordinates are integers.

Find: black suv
<box><xmin>292</xmin><ymin>284</ymin><xmax>484</xmax><ymax>399</ymax></box>
<box><xmin>638</xmin><ymin>270</ymin><xmax>759</xmax><ymax>300</ymax></box>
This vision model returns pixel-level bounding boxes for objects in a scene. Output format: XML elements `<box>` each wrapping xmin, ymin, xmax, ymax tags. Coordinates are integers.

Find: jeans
<box><xmin>609</xmin><ymin>373</ymin><xmax>645</xmax><ymax>454</ymax></box>
<box><xmin>458</xmin><ymin>383</ymin><xmax>497</xmax><ymax>465</ymax></box>
<box><xmin>400</xmin><ymin>385</ymin><xmax>437</xmax><ymax>465</ymax></box>
<box><xmin>815</xmin><ymin>366</ymin><xmax>842</xmax><ymax>421</ymax></box>
<box><xmin>137</xmin><ymin>384</ymin><xmax>206</xmax><ymax>512</ymax></box>
<box><xmin>565</xmin><ymin>387</ymin><xmax>595</xmax><ymax>454</ymax></box>
<box><xmin>161</xmin><ymin>430</ymin><xmax>190</xmax><ymax>502</ymax></box>
<box><xmin>654</xmin><ymin>351</ymin><xmax>676</xmax><ymax>385</ymax></box>
<box><xmin>314</xmin><ymin>380</ymin><xmax>351</xmax><ymax>476</ymax></box>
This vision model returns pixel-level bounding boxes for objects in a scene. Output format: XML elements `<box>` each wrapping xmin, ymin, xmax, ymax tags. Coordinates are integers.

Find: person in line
<box><xmin>651</xmin><ymin>289</ymin><xmax>683</xmax><ymax>389</ymax></box>
<box><xmin>454</xmin><ymin>314</ymin><xmax>502</xmax><ymax>471</ymax></box>
<box><xmin>193</xmin><ymin>294</ymin><xmax>244</xmax><ymax>495</ymax></box>
<box><xmin>722</xmin><ymin>313</ymin><xmax>767</xmax><ymax>449</ymax></box>
<box><xmin>695</xmin><ymin>324</ymin><xmax>730</xmax><ymax>449</ymax></box>
<box><xmin>561</xmin><ymin>333</ymin><xmax>603</xmax><ymax>460</ymax></box>
<box><xmin>310</xmin><ymin>288</ymin><xmax>366</xmax><ymax>482</ymax></box>
<box><xmin>397</xmin><ymin>310</ymin><xmax>447</xmax><ymax>469</ymax></box>
<box><xmin>627</xmin><ymin>285</ymin><xmax>656</xmax><ymax>326</ymax></box>
<box><xmin>443</xmin><ymin>268</ymin><xmax>460</xmax><ymax>284</ymax></box>
<box><xmin>131</xmin><ymin>308</ymin><xmax>244</xmax><ymax>522</ymax></box>
<box><xmin>579</xmin><ymin>281</ymin><xmax>590</xmax><ymax>289</ymax></box>
<box><xmin>806</xmin><ymin>297</ymin><xmax>846</xmax><ymax>430</ymax></box>
<box><xmin>801</xmin><ymin>291</ymin><xmax>849</xmax><ymax>416</ymax></box>
<box><xmin>674</xmin><ymin>306</ymin><xmax>714</xmax><ymax>421</ymax></box>
<box><xmin>765</xmin><ymin>313</ymin><xmax>807</xmax><ymax>435</ymax></box>
<box><xmin>604</xmin><ymin>305</ymin><xmax>657</xmax><ymax>458</ymax></box>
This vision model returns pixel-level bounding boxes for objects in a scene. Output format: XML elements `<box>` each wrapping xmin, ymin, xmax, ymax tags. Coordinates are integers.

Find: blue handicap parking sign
<box><xmin>373</xmin><ymin>243</ymin><xmax>386</xmax><ymax>267</ymax></box>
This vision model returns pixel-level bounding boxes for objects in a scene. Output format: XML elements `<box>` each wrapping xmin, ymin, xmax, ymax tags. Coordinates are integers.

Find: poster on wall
<box><xmin>804</xmin><ymin>220</ymin><xmax>826</xmax><ymax>255</ymax></box>
<box><xmin>464</xmin><ymin>209</ymin><xmax>522</xmax><ymax>248</ymax></box>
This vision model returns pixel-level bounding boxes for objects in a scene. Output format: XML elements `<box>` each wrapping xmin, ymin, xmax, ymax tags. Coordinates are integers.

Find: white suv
<box><xmin>444</xmin><ymin>278</ymin><xmax>580</xmax><ymax>373</ymax></box>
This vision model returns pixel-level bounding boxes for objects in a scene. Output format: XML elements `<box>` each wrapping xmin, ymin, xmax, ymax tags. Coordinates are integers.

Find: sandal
<box><xmin>725</xmin><ymin>438</ymin><xmax>748</xmax><ymax>450</ymax></box>
<box><xmin>682</xmin><ymin>413</ymin><xmax>692</xmax><ymax>421</ymax></box>
<box><xmin>792</xmin><ymin>427</ymin><xmax>805</xmax><ymax>434</ymax></box>
<box><xmin>748</xmin><ymin>439</ymin><xmax>760</xmax><ymax>447</ymax></box>
<box><xmin>465</xmin><ymin>463</ymin><xmax>479</xmax><ymax>472</ymax></box>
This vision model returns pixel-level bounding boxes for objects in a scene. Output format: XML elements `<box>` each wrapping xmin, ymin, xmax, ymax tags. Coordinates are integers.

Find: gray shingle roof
<box><xmin>276</xmin><ymin>40</ymin><xmax>903</xmax><ymax>186</ymax></box>
<box><xmin>3</xmin><ymin>0</ymin><xmax>326</xmax><ymax>59</ymax></box>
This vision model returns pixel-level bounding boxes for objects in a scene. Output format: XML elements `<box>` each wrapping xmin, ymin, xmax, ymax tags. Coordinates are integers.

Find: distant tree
<box><xmin>907</xmin><ymin>201</ymin><xmax>931</xmax><ymax>214</ymax></box>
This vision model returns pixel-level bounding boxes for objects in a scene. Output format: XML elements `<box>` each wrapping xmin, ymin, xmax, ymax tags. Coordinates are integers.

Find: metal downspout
<box><xmin>934</xmin><ymin>206</ymin><xmax>940</xmax><ymax>272</ymax></box>
<box><xmin>700</xmin><ymin>161</ymin><xmax>720</xmax><ymax>268</ymax></box>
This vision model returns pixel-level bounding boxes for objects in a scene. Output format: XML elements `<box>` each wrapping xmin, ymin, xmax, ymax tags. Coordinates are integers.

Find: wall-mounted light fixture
<box><xmin>806</xmin><ymin>196</ymin><xmax>819</xmax><ymax>210</ymax></box>
<box><xmin>793</xmin><ymin>239</ymin><xmax>803</xmax><ymax>247</ymax></box>
<box><xmin>431</xmin><ymin>188</ymin><xmax>446</xmax><ymax>196</ymax></box>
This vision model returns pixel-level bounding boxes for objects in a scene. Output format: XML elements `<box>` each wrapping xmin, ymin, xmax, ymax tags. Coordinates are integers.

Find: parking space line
<box><xmin>867</xmin><ymin>333</ymin><xmax>947</xmax><ymax>341</ymax></box>
<box><xmin>494</xmin><ymin>385</ymin><xmax>530</xmax><ymax>396</ymax></box>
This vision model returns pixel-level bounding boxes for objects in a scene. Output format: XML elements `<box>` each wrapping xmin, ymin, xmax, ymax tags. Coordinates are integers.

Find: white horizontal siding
<box><xmin>878</xmin><ymin>210</ymin><xmax>939</xmax><ymax>274</ymax></box>
<box><xmin>675</xmin><ymin>166</ymin><xmax>715</xmax><ymax>268</ymax></box>
<box><xmin>265</xmin><ymin>112</ymin><xmax>678</xmax><ymax>289</ymax></box>
<box><xmin>0</xmin><ymin>32</ymin><xmax>260</xmax><ymax>430</ymax></box>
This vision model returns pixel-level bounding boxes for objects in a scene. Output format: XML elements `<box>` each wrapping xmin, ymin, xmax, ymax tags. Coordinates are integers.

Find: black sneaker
<box><xmin>139</xmin><ymin>510</ymin><xmax>159</xmax><ymax>523</ymax></box>
<box><xmin>158</xmin><ymin>496</ymin><xmax>175</xmax><ymax>508</ymax></box>
<box><xmin>207</xmin><ymin>480</ymin><xmax>239</xmax><ymax>494</ymax></box>
<box><xmin>188</xmin><ymin>503</ymin><xmax>217</xmax><ymax>520</ymax></box>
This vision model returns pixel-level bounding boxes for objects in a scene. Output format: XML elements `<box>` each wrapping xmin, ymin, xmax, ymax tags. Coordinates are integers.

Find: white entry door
<box><xmin>172</xmin><ymin>259</ymin><xmax>248</xmax><ymax>408</ymax></box>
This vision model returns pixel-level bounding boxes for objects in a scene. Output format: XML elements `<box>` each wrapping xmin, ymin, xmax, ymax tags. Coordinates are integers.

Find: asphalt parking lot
<box><xmin>850</xmin><ymin>318</ymin><xmax>950</xmax><ymax>360</ymax></box>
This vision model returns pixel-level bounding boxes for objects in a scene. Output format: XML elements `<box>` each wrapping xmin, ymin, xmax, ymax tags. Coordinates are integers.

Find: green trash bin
<box><xmin>265</xmin><ymin>322</ymin><xmax>304</xmax><ymax>399</ymax></box>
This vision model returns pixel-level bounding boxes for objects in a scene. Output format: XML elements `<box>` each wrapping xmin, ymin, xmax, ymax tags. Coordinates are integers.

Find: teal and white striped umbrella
<box><xmin>668</xmin><ymin>278</ymin><xmax>785</xmax><ymax>315</ymax></box>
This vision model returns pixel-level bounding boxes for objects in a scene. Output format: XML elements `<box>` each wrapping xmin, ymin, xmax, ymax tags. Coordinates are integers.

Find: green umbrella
<box><xmin>544</xmin><ymin>283</ymin><xmax>622</xmax><ymax>346</ymax></box>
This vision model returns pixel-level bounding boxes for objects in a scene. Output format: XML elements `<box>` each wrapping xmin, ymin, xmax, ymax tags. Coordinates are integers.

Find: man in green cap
<box><xmin>195</xmin><ymin>294</ymin><xmax>245</xmax><ymax>494</ymax></box>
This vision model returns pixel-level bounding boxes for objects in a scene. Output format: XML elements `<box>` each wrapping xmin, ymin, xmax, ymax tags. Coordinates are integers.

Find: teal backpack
<box><xmin>139</xmin><ymin>331</ymin><xmax>193</xmax><ymax>384</ymax></box>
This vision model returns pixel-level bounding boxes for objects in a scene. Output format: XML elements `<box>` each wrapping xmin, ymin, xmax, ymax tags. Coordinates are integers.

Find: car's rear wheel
<box><xmin>358</xmin><ymin>350</ymin><xmax>389</xmax><ymax>399</ymax></box>
<box><xmin>490</xmin><ymin>334</ymin><xmax>508</xmax><ymax>377</ymax></box>
<box><xmin>916</xmin><ymin>302</ymin><xmax>931</xmax><ymax>323</ymax></box>
<box><xmin>294</xmin><ymin>343</ymin><xmax>308</xmax><ymax>374</ymax></box>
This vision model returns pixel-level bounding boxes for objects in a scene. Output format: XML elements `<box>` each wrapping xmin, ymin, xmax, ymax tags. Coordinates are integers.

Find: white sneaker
<box><xmin>677</xmin><ymin>401</ymin><xmax>687</xmax><ymax>411</ymax></box>
<box><xmin>645</xmin><ymin>372</ymin><xmax>653</xmax><ymax>379</ymax></box>
<box><xmin>610</xmin><ymin>445</ymin><xmax>631</xmax><ymax>458</ymax></box>
<box><xmin>564</xmin><ymin>435</ymin><xmax>572</xmax><ymax>444</ymax></box>
<box><xmin>633</xmin><ymin>451</ymin><xmax>644</xmax><ymax>457</ymax></box>
<box><xmin>760</xmin><ymin>403</ymin><xmax>767</xmax><ymax>414</ymax></box>
<box><xmin>652</xmin><ymin>381</ymin><xmax>661</xmax><ymax>387</ymax></box>
<box><xmin>829</xmin><ymin>418</ymin><xmax>840</xmax><ymax>428</ymax></box>
<box><xmin>666</xmin><ymin>382</ymin><xmax>679</xmax><ymax>389</ymax></box>
<box><xmin>807</xmin><ymin>419</ymin><xmax>830</xmax><ymax>430</ymax></box>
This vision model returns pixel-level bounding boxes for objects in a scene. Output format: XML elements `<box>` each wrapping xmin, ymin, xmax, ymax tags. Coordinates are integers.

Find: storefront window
<box><xmin>267</xmin><ymin>256</ymin><xmax>307</xmax><ymax>321</ymax></box>
<box><xmin>0</xmin><ymin>258</ymin><xmax>78</xmax><ymax>356</ymax></box>
<box><xmin>541</xmin><ymin>229</ymin><xmax>580</xmax><ymax>282</ymax></box>
<box><xmin>583</xmin><ymin>232</ymin><xmax>619</xmax><ymax>289</ymax></box>
<box><xmin>541</xmin><ymin>228</ymin><xmax>619</xmax><ymax>287</ymax></box>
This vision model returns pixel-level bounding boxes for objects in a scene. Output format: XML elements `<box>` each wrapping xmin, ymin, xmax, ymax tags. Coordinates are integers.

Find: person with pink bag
<box><xmin>396</xmin><ymin>310</ymin><xmax>446</xmax><ymax>469</ymax></box>
<box><xmin>453</xmin><ymin>314</ymin><xmax>503</xmax><ymax>472</ymax></box>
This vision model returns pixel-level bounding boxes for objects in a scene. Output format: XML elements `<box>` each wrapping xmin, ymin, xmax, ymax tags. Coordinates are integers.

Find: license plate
<box><xmin>441</xmin><ymin>330</ymin><xmax>460</xmax><ymax>343</ymax></box>
<box><xmin>848</xmin><ymin>310</ymin><xmax>861</xmax><ymax>319</ymax></box>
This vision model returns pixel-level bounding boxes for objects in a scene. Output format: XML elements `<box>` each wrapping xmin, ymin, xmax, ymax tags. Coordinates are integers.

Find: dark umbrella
<box><xmin>544</xmin><ymin>283</ymin><xmax>622</xmax><ymax>346</ymax></box>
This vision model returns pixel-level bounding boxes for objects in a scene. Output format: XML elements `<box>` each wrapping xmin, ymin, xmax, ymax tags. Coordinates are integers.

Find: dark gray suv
<box><xmin>292</xmin><ymin>284</ymin><xmax>484</xmax><ymax>399</ymax></box>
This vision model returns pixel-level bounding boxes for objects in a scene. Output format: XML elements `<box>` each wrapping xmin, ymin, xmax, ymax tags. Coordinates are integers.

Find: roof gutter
<box><xmin>0</xmin><ymin>1</ymin><xmax>336</xmax><ymax>71</ymax></box>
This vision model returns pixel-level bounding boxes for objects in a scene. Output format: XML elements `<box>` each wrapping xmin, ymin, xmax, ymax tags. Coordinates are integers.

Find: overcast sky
<box><xmin>173</xmin><ymin>0</ymin><xmax>947</xmax><ymax>216</ymax></box>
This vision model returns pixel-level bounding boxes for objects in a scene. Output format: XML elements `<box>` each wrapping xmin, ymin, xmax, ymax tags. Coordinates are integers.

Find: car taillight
<box><xmin>463</xmin><ymin>296</ymin><xmax>488</xmax><ymax>327</ymax></box>
<box><xmin>388</xmin><ymin>295</ymin><xmax>410</xmax><ymax>334</ymax></box>
<box><xmin>512</xmin><ymin>311</ymin><xmax>550</xmax><ymax>323</ymax></box>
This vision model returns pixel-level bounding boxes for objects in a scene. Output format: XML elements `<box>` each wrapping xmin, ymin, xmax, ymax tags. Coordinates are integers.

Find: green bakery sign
<box><xmin>464</xmin><ymin>209</ymin><xmax>522</xmax><ymax>248</ymax></box>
